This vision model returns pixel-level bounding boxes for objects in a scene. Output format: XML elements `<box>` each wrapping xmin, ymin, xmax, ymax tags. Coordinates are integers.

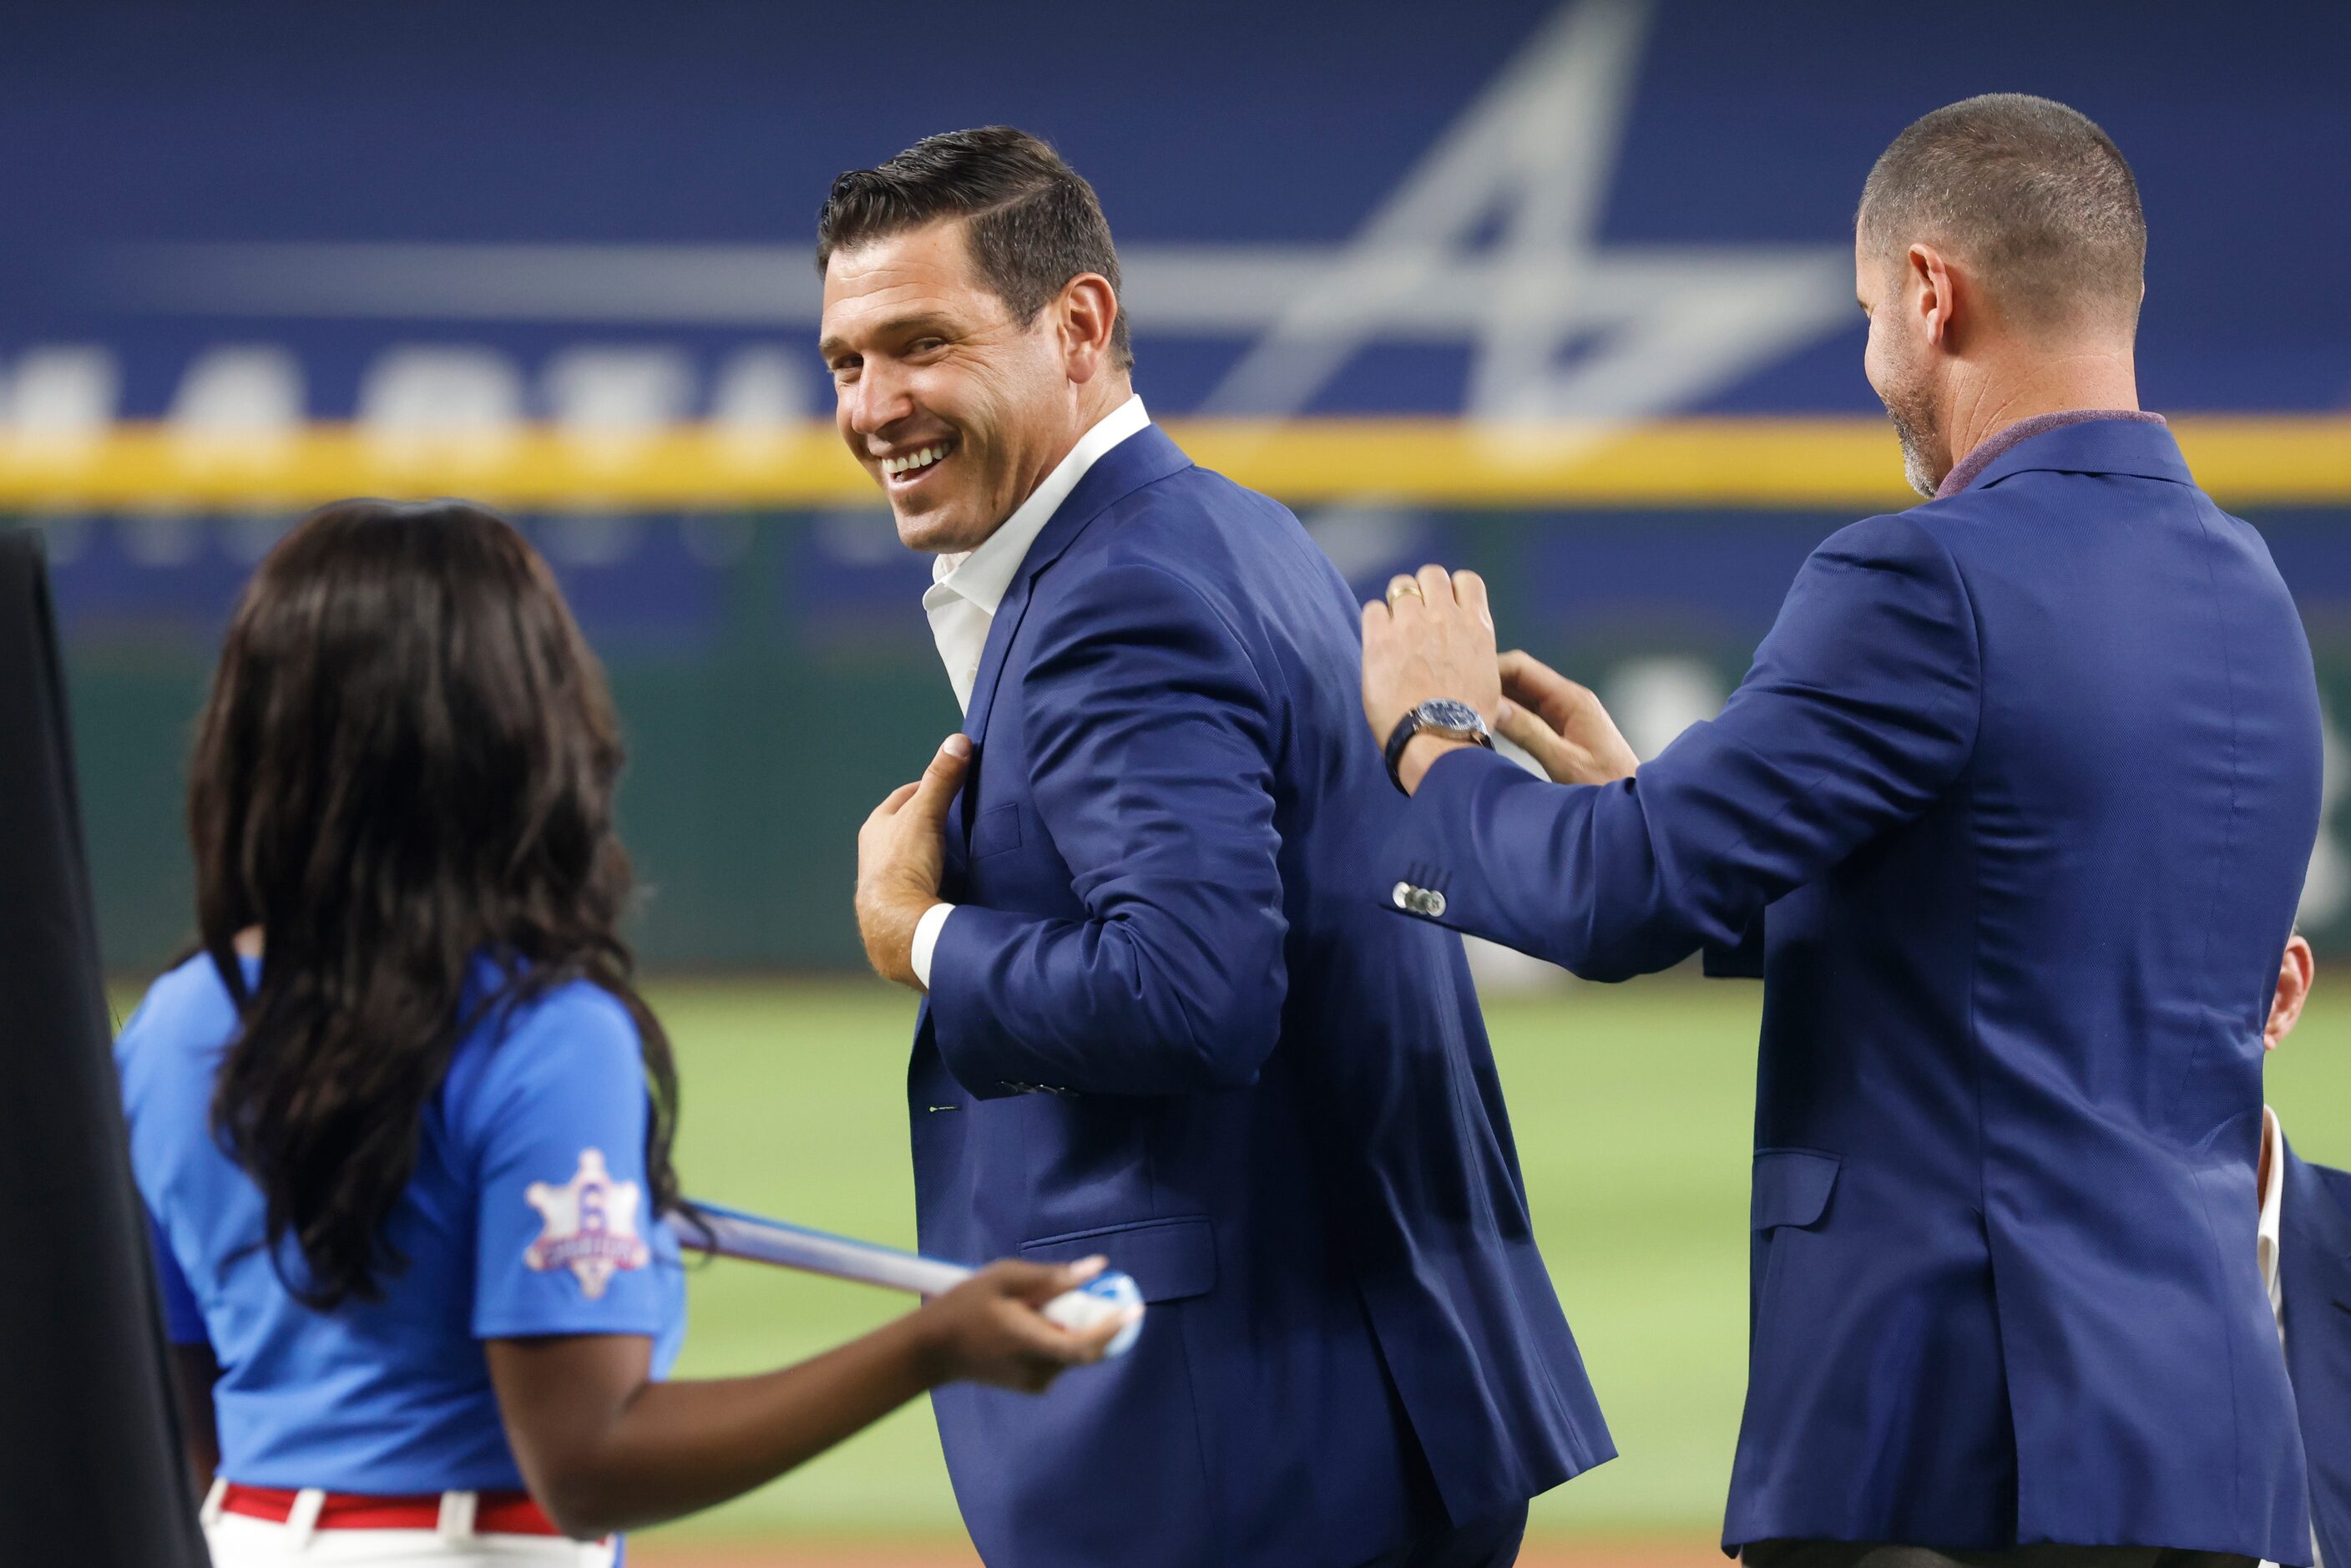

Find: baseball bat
<box><xmin>675</xmin><ymin>1199</ymin><xmax>1144</xmax><ymax>1358</ymax></box>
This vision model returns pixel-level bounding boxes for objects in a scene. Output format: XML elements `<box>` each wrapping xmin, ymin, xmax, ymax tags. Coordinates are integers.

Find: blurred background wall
<box><xmin>4</xmin><ymin>0</ymin><xmax>2346</xmax><ymax>974</ymax></box>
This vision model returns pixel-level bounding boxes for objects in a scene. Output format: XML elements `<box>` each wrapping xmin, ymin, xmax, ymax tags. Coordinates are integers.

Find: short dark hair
<box><xmin>1858</xmin><ymin>94</ymin><xmax>2146</xmax><ymax>331</ymax></box>
<box><xmin>817</xmin><ymin>125</ymin><xmax>1133</xmax><ymax>371</ymax></box>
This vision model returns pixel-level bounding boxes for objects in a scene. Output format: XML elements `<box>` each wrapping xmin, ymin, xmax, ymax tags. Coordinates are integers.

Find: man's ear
<box><xmin>1058</xmin><ymin>273</ymin><xmax>1120</xmax><ymax>385</ymax></box>
<box><xmin>1910</xmin><ymin>243</ymin><xmax>1960</xmax><ymax>351</ymax></box>
<box><xmin>2264</xmin><ymin>933</ymin><xmax>2316</xmax><ymax>1050</ymax></box>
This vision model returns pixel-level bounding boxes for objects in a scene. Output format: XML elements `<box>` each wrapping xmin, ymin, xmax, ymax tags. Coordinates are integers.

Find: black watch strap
<box><xmin>1384</xmin><ymin>702</ymin><xmax>1494</xmax><ymax>794</ymax></box>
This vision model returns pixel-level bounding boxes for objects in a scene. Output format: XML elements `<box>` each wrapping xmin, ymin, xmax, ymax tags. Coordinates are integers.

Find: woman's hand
<box><xmin>1494</xmin><ymin>650</ymin><xmax>1641</xmax><ymax>786</ymax></box>
<box><xmin>487</xmin><ymin>1256</ymin><xmax>1132</xmax><ymax>1538</ymax></box>
<box><xmin>914</xmin><ymin>1256</ymin><xmax>1137</xmax><ymax>1393</ymax></box>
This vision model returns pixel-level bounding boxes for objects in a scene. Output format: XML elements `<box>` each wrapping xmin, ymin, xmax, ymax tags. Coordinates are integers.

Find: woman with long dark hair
<box><xmin>116</xmin><ymin>500</ymin><xmax>1128</xmax><ymax>1566</ymax></box>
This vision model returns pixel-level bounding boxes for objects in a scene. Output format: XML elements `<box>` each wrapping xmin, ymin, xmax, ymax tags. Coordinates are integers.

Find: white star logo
<box><xmin>523</xmin><ymin>1147</ymin><xmax>650</xmax><ymax>1301</ymax></box>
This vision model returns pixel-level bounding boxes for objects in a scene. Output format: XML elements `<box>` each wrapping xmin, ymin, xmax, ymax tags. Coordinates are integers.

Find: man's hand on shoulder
<box><xmin>1361</xmin><ymin>569</ymin><xmax>1639</xmax><ymax>794</ymax></box>
<box><xmin>1360</xmin><ymin>565</ymin><xmax>1504</xmax><ymax>795</ymax></box>
<box><xmin>857</xmin><ymin>734</ymin><xmax>971</xmax><ymax>989</ymax></box>
<box><xmin>1494</xmin><ymin>650</ymin><xmax>1640</xmax><ymax>787</ymax></box>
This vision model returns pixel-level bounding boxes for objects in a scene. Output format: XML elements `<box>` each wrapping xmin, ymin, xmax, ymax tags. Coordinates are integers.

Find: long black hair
<box><xmin>190</xmin><ymin>499</ymin><xmax>682</xmax><ymax>1308</ymax></box>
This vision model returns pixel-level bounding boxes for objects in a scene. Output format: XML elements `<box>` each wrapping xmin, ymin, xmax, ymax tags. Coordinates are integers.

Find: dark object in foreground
<box><xmin>0</xmin><ymin>532</ymin><xmax>208</xmax><ymax>1565</ymax></box>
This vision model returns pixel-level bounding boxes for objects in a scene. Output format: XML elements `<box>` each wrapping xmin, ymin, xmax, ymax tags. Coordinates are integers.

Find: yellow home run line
<box><xmin>0</xmin><ymin>417</ymin><xmax>2345</xmax><ymax>510</ymax></box>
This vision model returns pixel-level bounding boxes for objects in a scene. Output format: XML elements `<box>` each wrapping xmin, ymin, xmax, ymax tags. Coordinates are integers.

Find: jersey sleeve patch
<box><xmin>523</xmin><ymin>1147</ymin><xmax>651</xmax><ymax>1300</ymax></box>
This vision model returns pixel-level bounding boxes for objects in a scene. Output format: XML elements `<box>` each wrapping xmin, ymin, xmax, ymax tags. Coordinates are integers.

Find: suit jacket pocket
<box><xmin>1748</xmin><ymin>1150</ymin><xmax>1840</xmax><ymax>1347</ymax></box>
<box><xmin>1019</xmin><ymin>1215</ymin><xmax>1216</xmax><ymax>1304</ymax></box>
<box><xmin>1751</xmin><ymin>1148</ymin><xmax>1842</xmax><ymax>1231</ymax></box>
<box><xmin>971</xmin><ymin>802</ymin><xmax>1025</xmax><ymax>859</ymax></box>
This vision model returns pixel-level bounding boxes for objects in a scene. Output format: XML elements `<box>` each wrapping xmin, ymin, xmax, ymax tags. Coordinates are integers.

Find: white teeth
<box><xmin>882</xmin><ymin>444</ymin><xmax>948</xmax><ymax>477</ymax></box>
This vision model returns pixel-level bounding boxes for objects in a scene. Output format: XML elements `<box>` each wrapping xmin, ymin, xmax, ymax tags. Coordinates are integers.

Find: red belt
<box><xmin>218</xmin><ymin>1483</ymin><xmax>563</xmax><ymax>1535</ymax></box>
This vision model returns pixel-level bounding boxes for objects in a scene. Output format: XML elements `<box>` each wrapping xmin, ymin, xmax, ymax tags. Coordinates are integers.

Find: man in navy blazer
<box><xmin>2256</xmin><ymin>935</ymin><xmax>2350</xmax><ymax>1568</ymax></box>
<box><xmin>826</xmin><ymin>128</ymin><xmax>1610</xmax><ymax>1568</ymax></box>
<box><xmin>1362</xmin><ymin>96</ymin><xmax>2323</xmax><ymax>1565</ymax></box>
<box><xmin>2280</xmin><ymin>1134</ymin><xmax>2351</xmax><ymax>1568</ymax></box>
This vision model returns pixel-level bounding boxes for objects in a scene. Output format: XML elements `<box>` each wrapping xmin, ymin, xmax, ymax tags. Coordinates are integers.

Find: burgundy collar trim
<box><xmin>1935</xmin><ymin>408</ymin><xmax>2166</xmax><ymax>498</ymax></box>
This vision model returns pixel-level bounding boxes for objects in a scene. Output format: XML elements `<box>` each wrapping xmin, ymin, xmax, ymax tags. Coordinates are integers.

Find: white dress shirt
<box><xmin>909</xmin><ymin>393</ymin><xmax>1151</xmax><ymax>987</ymax></box>
<box><xmin>2262</xmin><ymin>1104</ymin><xmax>2288</xmax><ymax>1337</ymax></box>
<box><xmin>2259</xmin><ymin>1104</ymin><xmax>2322</xmax><ymax>1568</ymax></box>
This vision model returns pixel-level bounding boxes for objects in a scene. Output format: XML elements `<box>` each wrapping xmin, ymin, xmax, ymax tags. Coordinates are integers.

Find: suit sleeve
<box><xmin>928</xmin><ymin>562</ymin><xmax>1288</xmax><ymax>1098</ymax></box>
<box><xmin>1386</xmin><ymin>513</ymin><xmax>1980</xmax><ymax>980</ymax></box>
<box><xmin>1701</xmin><ymin>913</ymin><xmax>1767</xmax><ymax>980</ymax></box>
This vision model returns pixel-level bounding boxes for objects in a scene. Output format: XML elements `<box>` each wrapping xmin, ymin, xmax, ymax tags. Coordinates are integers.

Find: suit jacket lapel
<box><xmin>960</xmin><ymin>424</ymin><xmax>1192</xmax><ymax>748</ymax></box>
<box><xmin>2282</xmin><ymin>1141</ymin><xmax>2351</xmax><ymax>1568</ymax></box>
<box><xmin>954</xmin><ymin>425</ymin><xmax>1192</xmax><ymax>839</ymax></box>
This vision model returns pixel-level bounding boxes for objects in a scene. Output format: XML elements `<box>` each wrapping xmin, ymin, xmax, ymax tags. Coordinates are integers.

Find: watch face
<box><xmin>1417</xmin><ymin>699</ymin><xmax>1484</xmax><ymax>733</ymax></box>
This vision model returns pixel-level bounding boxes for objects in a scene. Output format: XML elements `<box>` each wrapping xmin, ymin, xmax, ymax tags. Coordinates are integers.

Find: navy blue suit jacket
<box><xmin>913</xmin><ymin>425</ymin><xmax>1610</xmax><ymax>1568</ymax></box>
<box><xmin>2283</xmin><ymin>1141</ymin><xmax>2351</xmax><ymax>1568</ymax></box>
<box><xmin>1384</xmin><ymin>421</ymin><xmax>2321</xmax><ymax>1558</ymax></box>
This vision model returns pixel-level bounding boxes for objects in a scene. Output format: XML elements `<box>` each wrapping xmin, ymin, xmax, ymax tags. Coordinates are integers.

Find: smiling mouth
<box><xmin>880</xmin><ymin>439</ymin><xmax>956</xmax><ymax>489</ymax></box>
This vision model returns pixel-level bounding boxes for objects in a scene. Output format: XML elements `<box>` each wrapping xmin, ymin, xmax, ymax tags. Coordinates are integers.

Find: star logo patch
<box><xmin>523</xmin><ymin>1148</ymin><xmax>650</xmax><ymax>1300</ymax></box>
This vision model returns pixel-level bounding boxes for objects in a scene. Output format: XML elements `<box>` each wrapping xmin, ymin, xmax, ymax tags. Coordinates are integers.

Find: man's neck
<box><xmin>1018</xmin><ymin>378</ymin><xmax>1134</xmax><ymax>511</ymax></box>
<box><xmin>938</xmin><ymin>380</ymin><xmax>1137</xmax><ymax>566</ymax></box>
<box><xmin>1940</xmin><ymin>347</ymin><xmax>2140</xmax><ymax>480</ymax></box>
<box><xmin>940</xmin><ymin>384</ymin><xmax>1140</xmax><ymax>579</ymax></box>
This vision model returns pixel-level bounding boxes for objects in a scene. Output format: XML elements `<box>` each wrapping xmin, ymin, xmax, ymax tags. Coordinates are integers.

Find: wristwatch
<box><xmin>1384</xmin><ymin>699</ymin><xmax>1494</xmax><ymax>793</ymax></box>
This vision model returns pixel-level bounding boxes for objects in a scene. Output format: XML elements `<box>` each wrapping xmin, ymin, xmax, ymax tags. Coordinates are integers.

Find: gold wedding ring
<box><xmin>1386</xmin><ymin>576</ymin><xmax>1426</xmax><ymax>608</ymax></box>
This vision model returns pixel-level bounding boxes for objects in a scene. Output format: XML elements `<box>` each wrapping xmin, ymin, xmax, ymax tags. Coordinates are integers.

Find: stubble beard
<box><xmin>1878</xmin><ymin>361</ymin><xmax>1946</xmax><ymax>500</ymax></box>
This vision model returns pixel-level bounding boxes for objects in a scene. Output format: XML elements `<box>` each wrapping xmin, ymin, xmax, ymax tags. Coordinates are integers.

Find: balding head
<box><xmin>1858</xmin><ymin>94</ymin><xmax>2145</xmax><ymax>336</ymax></box>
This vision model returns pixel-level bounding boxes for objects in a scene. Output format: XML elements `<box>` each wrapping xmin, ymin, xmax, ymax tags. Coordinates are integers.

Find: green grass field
<box><xmin>630</xmin><ymin>969</ymin><xmax>2351</xmax><ymax>1550</ymax></box>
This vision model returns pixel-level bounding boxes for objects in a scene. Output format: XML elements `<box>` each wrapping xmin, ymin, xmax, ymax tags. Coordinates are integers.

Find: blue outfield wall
<box><xmin>43</xmin><ymin>504</ymin><xmax>2351</xmax><ymax>972</ymax></box>
<box><xmin>2</xmin><ymin>2</ymin><xmax>2344</xmax><ymax>422</ymax></box>
<box><xmin>5</xmin><ymin>0</ymin><xmax>2345</xmax><ymax>968</ymax></box>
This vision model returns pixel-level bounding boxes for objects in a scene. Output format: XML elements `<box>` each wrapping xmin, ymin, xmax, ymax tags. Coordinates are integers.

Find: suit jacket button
<box><xmin>1395</xmin><ymin>884</ymin><xmax>1446</xmax><ymax>918</ymax></box>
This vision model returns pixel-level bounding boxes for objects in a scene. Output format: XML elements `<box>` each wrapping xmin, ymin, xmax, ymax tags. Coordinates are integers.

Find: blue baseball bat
<box><xmin>675</xmin><ymin>1199</ymin><xmax>1142</xmax><ymax>1358</ymax></box>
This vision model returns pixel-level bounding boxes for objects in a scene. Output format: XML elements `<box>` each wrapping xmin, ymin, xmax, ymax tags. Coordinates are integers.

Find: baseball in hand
<box><xmin>1042</xmin><ymin>1270</ymin><xmax>1145</xmax><ymax>1358</ymax></box>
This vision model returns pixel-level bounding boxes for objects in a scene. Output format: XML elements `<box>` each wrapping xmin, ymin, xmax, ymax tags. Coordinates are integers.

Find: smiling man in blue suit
<box><xmin>1363</xmin><ymin>96</ymin><xmax>2323</xmax><ymax>1567</ymax></box>
<box><xmin>825</xmin><ymin>128</ymin><xmax>1610</xmax><ymax>1568</ymax></box>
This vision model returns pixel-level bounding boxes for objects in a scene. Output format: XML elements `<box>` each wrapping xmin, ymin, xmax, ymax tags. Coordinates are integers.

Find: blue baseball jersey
<box><xmin>117</xmin><ymin>953</ymin><xmax>686</xmax><ymax>1495</ymax></box>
